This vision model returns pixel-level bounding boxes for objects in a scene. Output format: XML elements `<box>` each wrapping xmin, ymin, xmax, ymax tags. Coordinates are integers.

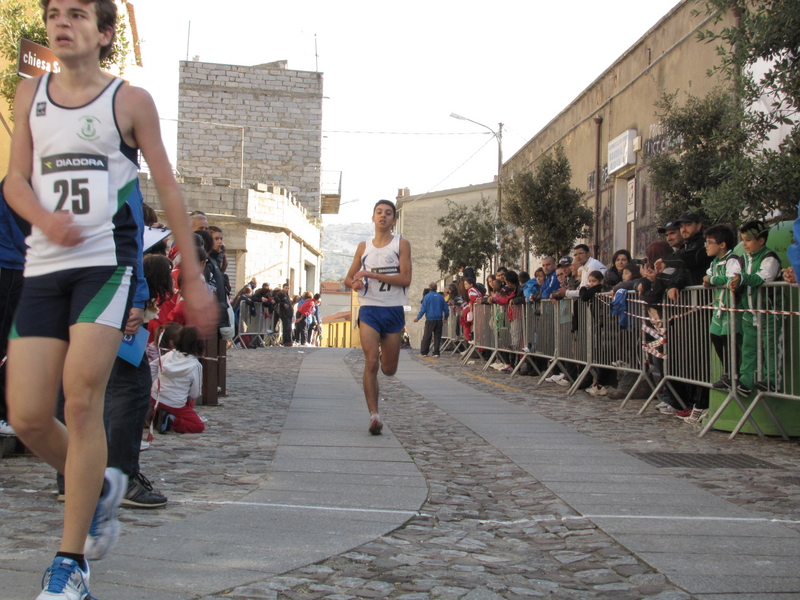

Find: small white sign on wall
<box><xmin>609</xmin><ymin>129</ymin><xmax>637</xmax><ymax>174</ymax></box>
<box><xmin>627</xmin><ymin>178</ymin><xmax>636</xmax><ymax>222</ymax></box>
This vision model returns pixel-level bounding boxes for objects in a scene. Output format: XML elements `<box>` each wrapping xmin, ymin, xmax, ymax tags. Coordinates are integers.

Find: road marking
<box><xmin>177</xmin><ymin>498</ymin><xmax>419</xmax><ymax>516</ymax></box>
<box><xmin>462</xmin><ymin>372</ymin><xmax>526</xmax><ymax>393</ymax></box>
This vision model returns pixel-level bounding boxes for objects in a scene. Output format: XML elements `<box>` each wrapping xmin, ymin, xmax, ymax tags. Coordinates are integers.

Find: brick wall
<box><xmin>177</xmin><ymin>60</ymin><xmax>323</xmax><ymax>217</ymax></box>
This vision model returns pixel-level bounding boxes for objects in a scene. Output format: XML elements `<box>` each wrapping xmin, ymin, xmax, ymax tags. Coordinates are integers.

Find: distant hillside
<box><xmin>321</xmin><ymin>223</ymin><xmax>374</xmax><ymax>281</ymax></box>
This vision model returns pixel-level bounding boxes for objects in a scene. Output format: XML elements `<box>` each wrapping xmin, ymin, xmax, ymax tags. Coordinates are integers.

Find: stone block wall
<box><xmin>177</xmin><ymin>60</ymin><xmax>323</xmax><ymax>217</ymax></box>
<box><xmin>139</xmin><ymin>174</ymin><xmax>321</xmax><ymax>295</ymax></box>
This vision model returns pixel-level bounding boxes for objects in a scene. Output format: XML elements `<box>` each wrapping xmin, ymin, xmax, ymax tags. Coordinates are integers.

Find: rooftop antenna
<box><xmin>186</xmin><ymin>21</ymin><xmax>191</xmax><ymax>61</ymax></box>
<box><xmin>314</xmin><ymin>33</ymin><xmax>319</xmax><ymax>72</ymax></box>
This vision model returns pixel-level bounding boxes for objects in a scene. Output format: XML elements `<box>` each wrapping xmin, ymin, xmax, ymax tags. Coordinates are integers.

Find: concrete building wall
<box><xmin>140</xmin><ymin>175</ymin><xmax>321</xmax><ymax>295</ymax></box>
<box><xmin>319</xmin><ymin>291</ymin><xmax>351</xmax><ymax>320</ymax></box>
<box><xmin>397</xmin><ymin>181</ymin><xmax>497</xmax><ymax>348</ymax></box>
<box><xmin>177</xmin><ymin>60</ymin><xmax>323</xmax><ymax>217</ymax></box>
<box><xmin>504</xmin><ymin>0</ymin><xmax>734</xmax><ymax>265</ymax></box>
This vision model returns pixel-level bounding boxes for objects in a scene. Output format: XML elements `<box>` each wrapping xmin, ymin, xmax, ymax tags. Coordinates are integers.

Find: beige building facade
<box><xmin>397</xmin><ymin>181</ymin><xmax>497</xmax><ymax>347</ymax></box>
<box><xmin>504</xmin><ymin>0</ymin><xmax>735</xmax><ymax>264</ymax></box>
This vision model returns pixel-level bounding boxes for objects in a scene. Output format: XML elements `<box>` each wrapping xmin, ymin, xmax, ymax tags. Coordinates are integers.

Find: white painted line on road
<box><xmin>476</xmin><ymin>515</ymin><xmax>800</xmax><ymax>525</ymax></box>
<box><xmin>576</xmin><ymin>514</ymin><xmax>800</xmax><ymax>524</ymax></box>
<box><xmin>176</xmin><ymin>498</ymin><xmax>419</xmax><ymax>516</ymax></box>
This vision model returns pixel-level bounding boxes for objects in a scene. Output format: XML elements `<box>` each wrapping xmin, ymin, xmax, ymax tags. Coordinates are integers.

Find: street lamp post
<box><xmin>450</xmin><ymin>113</ymin><xmax>504</xmax><ymax>256</ymax></box>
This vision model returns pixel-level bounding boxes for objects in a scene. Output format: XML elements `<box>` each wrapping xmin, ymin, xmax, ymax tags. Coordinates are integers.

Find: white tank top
<box><xmin>26</xmin><ymin>73</ymin><xmax>139</xmax><ymax>277</ymax></box>
<box><xmin>358</xmin><ymin>234</ymin><xmax>408</xmax><ymax>307</ymax></box>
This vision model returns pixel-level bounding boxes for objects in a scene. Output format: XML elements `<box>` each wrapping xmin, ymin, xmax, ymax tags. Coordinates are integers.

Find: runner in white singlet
<box><xmin>4</xmin><ymin>2</ymin><xmax>216</xmax><ymax>597</ymax></box>
<box><xmin>345</xmin><ymin>200</ymin><xmax>412</xmax><ymax>435</ymax></box>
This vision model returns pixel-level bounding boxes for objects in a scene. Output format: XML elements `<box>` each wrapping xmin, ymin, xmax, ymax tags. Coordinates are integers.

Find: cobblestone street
<box><xmin>2</xmin><ymin>347</ymin><xmax>799</xmax><ymax>599</ymax></box>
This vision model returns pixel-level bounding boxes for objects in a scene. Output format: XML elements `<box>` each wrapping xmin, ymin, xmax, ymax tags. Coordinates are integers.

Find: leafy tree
<box><xmin>0</xmin><ymin>0</ymin><xmax>131</xmax><ymax>119</ymax></box>
<box><xmin>435</xmin><ymin>197</ymin><xmax>520</xmax><ymax>276</ymax></box>
<box><xmin>503</xmin><ymin>145</ymin><xmax>593</xmax><ymax>258</ymax></box>
<box><xmin>681</xmin><ymin>0</ymin><xmax>800</xmax><ymax>222</ymax></box>
<box><xmin>647</xmin><ymin>87</ymin><xmax>752</xmax><ymax>224</ymax></box>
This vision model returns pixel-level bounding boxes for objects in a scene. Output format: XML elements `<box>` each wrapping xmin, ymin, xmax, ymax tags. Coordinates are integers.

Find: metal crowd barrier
<box><xmin>234</xmin><ymin>300</ymin><xmax>280</xmax><ymax>348</ymax></box>
<box><xmin>464</xmin><ymin>283</ymin><xmax>800</xmax><ymax>439</ymax></box>
<box><xmin>461</xmin><ymin>303</ymin><xmax>493</xmax><ymax>365</ymax></box>
<box><xmin>440</xmin><ymin>305</ymin><xmax>467</xmax><ymax>354</ymax></box>
<box><xmin>705</xmin><ymin>282</ymin><xmax>795</xmax><ymax>439</ymax></box>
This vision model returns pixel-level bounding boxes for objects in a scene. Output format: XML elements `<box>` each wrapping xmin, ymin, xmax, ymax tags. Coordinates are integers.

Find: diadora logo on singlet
<box><xmin>41</xmin><ymin>153</ymin><xmax>109</xmax><ymax>174</ymax></box>
<box><xmin>36</xmin><ymin>102</ymin><xmax>46</xmax><ymax>117</ymax></box>
<box><xmin>77</xmin><ymin>115</ymin><xmax>101</xmax><ymax>141</ymax></box>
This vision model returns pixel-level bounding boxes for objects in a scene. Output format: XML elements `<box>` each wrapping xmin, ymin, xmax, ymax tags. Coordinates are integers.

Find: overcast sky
<box><xmin>126</xmin><ymin>0</ymin><xmax>682</xmax><ymax>225</ymax></box>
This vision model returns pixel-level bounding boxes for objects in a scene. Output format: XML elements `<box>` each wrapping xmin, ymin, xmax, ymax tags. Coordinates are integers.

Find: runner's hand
<box><xmin>43</xmin><ymin>211</ymin><xmax>83</xmax><ymax>247</ymax></box>
<box><xmin>125</xmin><ymin>308</ymin><xmax>144</xmax><ymax>334</ymax></box>
<box><xmin>181</xmin><ymin>276</ymin><xmax>219</xmax><ymax>338</ymax></box>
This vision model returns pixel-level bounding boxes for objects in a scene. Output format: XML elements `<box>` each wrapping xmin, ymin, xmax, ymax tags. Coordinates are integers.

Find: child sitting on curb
<box><xmin>150</xmin><ymin>326</ymin><xmax>205</xmax><ymax>433</ymax></box>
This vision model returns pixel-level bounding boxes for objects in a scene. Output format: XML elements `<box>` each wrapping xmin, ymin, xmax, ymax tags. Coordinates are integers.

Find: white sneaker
<box><xmin>368</xmin><ymin>413</ymin><xmax>383</xmax><ymax>435</ymax></box>
<box><xmin>84</xmin><ymin>468</ymin><xmax>127</xmax><ymax>560</ymax></box>
<box><xmin>555</xmin><ymin>378</ymin><xmax>570</xmax><ymax>387</ymax></box>
<box><xmin>545</xmin><ymin>373</ymin><xmax>565</xmax><ymax>383</ymax></box>
<box><xmin>658</xmin><ymin>404</ymin><xmax>677</xmax><ymax>415</ymax></box>
<box><xmin>655</xmin><ymin>401</ymin><xmax>669</xmax><ymax>410</ymax></box>
<box><xmin>595</xmin><ymin>386</ymin><xmax>608</xmax><ymax>397</ymax></box>
<box><xmin>680</xmin><ymin>407</ymin><xmax>708</xmax><ymax>425</ymax></box>
<box><xmin>585</xmin><ymin>385</ymin><xmax>599</xmax><ymax>396</ymax></box>
<box><xmin>0</xmin><ymin>419</ymin><xmax>15</xmax><ymax>436</ymax></box>
<box><xmin>140</xmin><ymin>441</ymin><xmax>150</xmax><ymax>451</ymax></box>
<box><xmin>37</xmin><ymin>557</ymin><xmax>91</xmax><ymax>600</ymax></box>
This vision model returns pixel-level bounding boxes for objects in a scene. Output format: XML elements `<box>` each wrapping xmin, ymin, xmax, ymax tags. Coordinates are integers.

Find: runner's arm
<box><xmin>344</xmin><ymin>242</ymin><xmax>367</xmax><ymax>291</ymax></box>
<box><xmin>5</xmin><ymin>78</ymin><xmax>83</xmax><ymax>247</ymax></box>
<box><xmin>123</xmin><ymin>85</ymin><xmax>218</xmax><ymax>337</ymax></box>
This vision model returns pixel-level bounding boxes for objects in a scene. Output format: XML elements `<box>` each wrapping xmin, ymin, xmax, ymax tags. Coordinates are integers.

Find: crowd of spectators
<box><xmin>441</xmin><ymin>212</ymin><xmax>786</xmax><ymax>428</ymax></box>
<box><xmin>231</xmin><ymin>280</ymin><xmax>322</xmax><ymax>348</ymax></box>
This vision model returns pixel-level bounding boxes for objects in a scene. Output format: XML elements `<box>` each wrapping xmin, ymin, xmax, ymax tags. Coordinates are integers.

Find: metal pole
<box><xmin>497</xmin><ymin>123</ymin><xmax>504</xmax><ymax>258</ymax></box>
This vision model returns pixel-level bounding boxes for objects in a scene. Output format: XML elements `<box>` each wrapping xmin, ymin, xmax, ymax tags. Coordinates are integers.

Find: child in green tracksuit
<box><xmin>703</xmin><ymin>225</ymin><xmax>741</xmax><ymax>391</ymax></box>
<box><xmin>730</xmin><ymin>221</ymin><xmax>782</xmax><ymax>395</ymax></box>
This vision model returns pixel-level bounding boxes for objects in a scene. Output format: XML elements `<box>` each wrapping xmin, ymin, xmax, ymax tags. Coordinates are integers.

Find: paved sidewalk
<box><xmin>1</xmin><ymin>347</ymin><xmax>799</xmax><ymax>600</ymax></box>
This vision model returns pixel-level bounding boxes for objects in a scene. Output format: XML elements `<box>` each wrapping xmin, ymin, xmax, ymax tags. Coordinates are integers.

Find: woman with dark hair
<box><xmin>604</xmin><ymin>249</ymin><xmax>632</xmax><ymax>291</ymax></box>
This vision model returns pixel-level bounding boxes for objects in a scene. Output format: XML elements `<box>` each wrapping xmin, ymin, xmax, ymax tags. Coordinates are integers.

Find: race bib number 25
<box><xmin>39</xmin><ymin>153</ymin><xmax>109</xmax><ymax>226</ymax></box>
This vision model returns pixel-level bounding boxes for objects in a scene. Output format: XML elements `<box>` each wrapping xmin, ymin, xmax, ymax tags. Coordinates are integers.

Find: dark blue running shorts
<box><xmin>358</xmin><ymin>305</ymin><xmax>405</xmax><ymax>338</ymax></box>
<box><xmin>11</xmin><ymin>266</ymin><xmax>135</xmax><ymax>342</ymax></box>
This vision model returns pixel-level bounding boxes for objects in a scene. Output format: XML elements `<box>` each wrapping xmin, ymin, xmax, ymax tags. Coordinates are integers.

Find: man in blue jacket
<box><xmin>414</xmin><ymin>286</ymin><xmax>449</xmax><ymax>357</ymax></box>
<box><xmin>539</xmin><ymin>256</ymin><xmax>560</xmax><ymax>299</ymax></box>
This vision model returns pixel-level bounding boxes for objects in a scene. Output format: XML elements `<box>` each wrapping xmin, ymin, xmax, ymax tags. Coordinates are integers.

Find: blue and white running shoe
<box><xmin>84</xmin><ymin>467</ymin><xmax>127</xmax><ymax>561</ymax></box>
<box><xmin>37</xmin><ymin>557</ymin><xmax>92</xmax><ymax>600</ymax></box>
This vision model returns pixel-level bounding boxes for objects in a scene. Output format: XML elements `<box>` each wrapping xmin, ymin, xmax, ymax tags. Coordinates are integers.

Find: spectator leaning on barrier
<box><xmin>415</xmin><ymin>286</ymin><xmax>450</xmax><ymax>357</ymax></box>
<box><xmin>604</xmin><ymin>250</ymin><xmax>631</xmax><ymax>291</ymax></box>
<box><xmin>520</xmin><ymin>271</ymin><xmax>538</xmax><ymax>302</ymax></box>
<box><xmin>703</xmin><ymin>224</ymin><xmax>742</xmax><ymax>398</ymax></box>
<box><xmin>673</xmin><ymin>212</ymin><xmax>713</xmax><ymax>289</ymax></box>
<box><xmin>549</xmin><ymin>257</ymin><xmax>573</xmax><ymax>301</ymax></box>
<box><xmin>539</xmin><ymin>256</ymin><xmax>560</xmax><ymax>299</ymax></box>
<box><xmin>564</xmin><ymin>244</ymin><xmax>607</xmax><ymax>299</ymax></box>
<box><xmin>658</xmin><ymin>220</ymin><xmax>682</xmax><ymax>251</ymax></box>
<box><xmin>731</xmin><ymin>220</ymin><xmax>782</xmax><ymax>396</ymax></box>
<box><xmin>458</xmin><ymin>262</ymin><xmax>476</xmax><ymax>282</ymax></box>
